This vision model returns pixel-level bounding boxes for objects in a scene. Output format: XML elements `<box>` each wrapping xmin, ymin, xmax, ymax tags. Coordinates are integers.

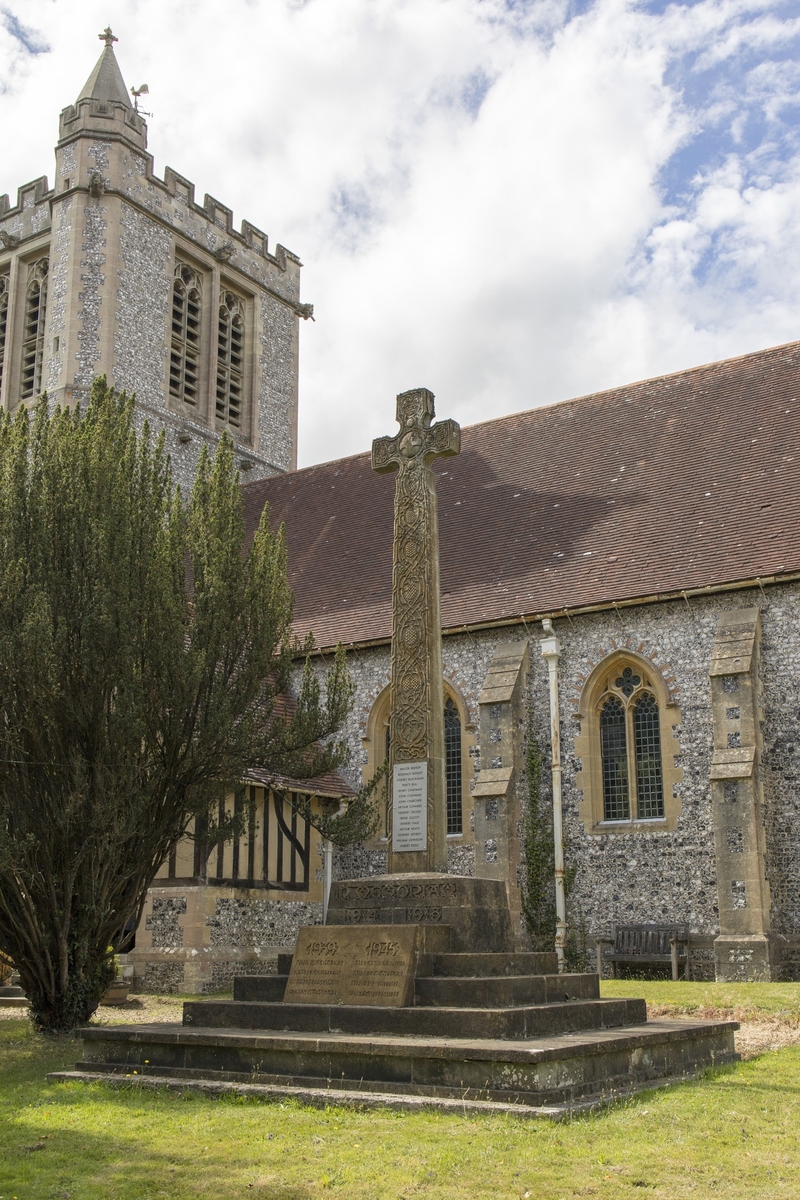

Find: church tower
<box><xmin>0</xmin><ymin>29</ymin><xmax>309</xmax><ymax>490</ymax></box>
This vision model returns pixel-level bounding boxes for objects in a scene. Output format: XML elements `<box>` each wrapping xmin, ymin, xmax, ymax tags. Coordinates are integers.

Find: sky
<box><xmin>2</xmin><ymin>0</ymin><xmax>800</xmax><ymax>466</ymax></box>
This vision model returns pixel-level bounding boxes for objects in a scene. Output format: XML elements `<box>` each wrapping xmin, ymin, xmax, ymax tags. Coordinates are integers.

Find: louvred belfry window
<box><xmin>598</xmin><ymin>667</ymin><xmax>664</xmax><ymax>821</ymax></box>
<box><xmin>169</xmin><ymin>262</ymin><xmax>201</xmax><ymax>406</ymax></box>
<box><xmin>21</xmin><ymin>258</ymin><xmax>48</xmax><ymax>401</ymax></box>
<box><xmin>0</xmin><ymin>273</ymin><xmax>8</xmax><ymax>390</ymax></box>
<box><xmin>216</xmin><ymin>290</ymin><xmax>245</xmax><ymax>427</ymax></box>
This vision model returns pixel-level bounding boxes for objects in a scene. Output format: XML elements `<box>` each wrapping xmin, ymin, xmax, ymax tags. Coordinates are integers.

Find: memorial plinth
<box><xmin>326</xmin><ymin>874</ymin><xmax>514</xmax><ymax>955</ymax></box>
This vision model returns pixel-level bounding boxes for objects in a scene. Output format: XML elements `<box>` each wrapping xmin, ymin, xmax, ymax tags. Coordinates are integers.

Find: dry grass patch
<box><xmin>601</xmin><ymin>980</ymin><xmax>800</xmax><ymax>1058</ymax></box>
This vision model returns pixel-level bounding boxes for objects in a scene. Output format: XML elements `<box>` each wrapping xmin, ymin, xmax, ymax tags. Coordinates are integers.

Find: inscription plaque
<box><xmin>284</xmin><ymin>925</ymin><xmax>419</xmax><ymax>1007</ymax></box>
<box><xmin>392</xmin><ymin>761</ymin><xmax>427</xmax><ymax>852</ymax></box>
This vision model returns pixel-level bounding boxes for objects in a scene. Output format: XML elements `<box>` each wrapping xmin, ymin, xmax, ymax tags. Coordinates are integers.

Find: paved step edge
<box><xmin>76</xmin><ymin>1018</ymin><xmax>739</xmax><ymax>1066</ymax></box>
<box><xmin>46</xmin><ymin>1069</ymin><xmax>707</xmax><ymax>1120</ymax></box>
<box><xmin>67</xmin><ymin>1053</ymin><xmax>739</xmax><ymax>1107</ymax></box>
<box><xmin>413</xmin><ymin>974</ymin><xmax>599</xmax><ymax>1007</ymax></box>
<box><xmin>423</xmin><ymin>953</ymin><xmax>560</xmax><ymax>978</ymax></box>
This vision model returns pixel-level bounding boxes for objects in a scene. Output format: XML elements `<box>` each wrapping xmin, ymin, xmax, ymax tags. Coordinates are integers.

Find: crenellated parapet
<box><xmin>0</xmin><ymin>177</ymin><xmax>54</xmax><ymax>247</ymax></box>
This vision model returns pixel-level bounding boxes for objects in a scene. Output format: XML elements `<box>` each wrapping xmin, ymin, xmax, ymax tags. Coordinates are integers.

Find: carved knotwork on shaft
<box><xmin>372</xmin><ymin>388</ymin><xmax>460</xmax><ymax>871</ymax></box>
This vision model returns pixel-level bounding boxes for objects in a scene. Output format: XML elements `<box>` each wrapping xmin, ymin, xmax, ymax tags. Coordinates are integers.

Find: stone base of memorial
<box><xmin>325</xmin><ymin>874</ymin><xmax>513</xmax><ymax>955</ymax></box>
<box><xmin>58</xmin><ymin>874</ymin><xmax>740</xmax><ymax>1116</ymax></box>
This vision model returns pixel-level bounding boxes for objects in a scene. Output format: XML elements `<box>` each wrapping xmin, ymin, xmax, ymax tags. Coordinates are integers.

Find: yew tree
<box><xmin>0</xmin><ymin>379</ymin><xmax>353</xmax><ymax>1032</ymax></box>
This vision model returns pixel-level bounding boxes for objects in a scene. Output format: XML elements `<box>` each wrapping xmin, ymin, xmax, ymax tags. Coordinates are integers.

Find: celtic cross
<box><xmin>372</xmin><ymin>388</ymin><xmax>460</xmax><ymax>873</ymax></box>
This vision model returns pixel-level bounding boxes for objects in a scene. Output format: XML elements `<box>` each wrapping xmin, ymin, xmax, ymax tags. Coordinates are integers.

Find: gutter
<box><xmin>298</xmin><ymin>571</ymin><xmax>800</xmax><ymax>657</ymax></box>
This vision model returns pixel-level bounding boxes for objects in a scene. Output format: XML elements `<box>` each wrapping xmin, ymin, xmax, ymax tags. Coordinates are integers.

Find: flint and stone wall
<box><xmin>129</xmin><ymin>887</ymin><xmax>324</xmax><ymax>994</ymax></box>
<box><xmin>329</xmin><ymin>580</ymin><xmax>800</xmax><ymax>980</ymax></box>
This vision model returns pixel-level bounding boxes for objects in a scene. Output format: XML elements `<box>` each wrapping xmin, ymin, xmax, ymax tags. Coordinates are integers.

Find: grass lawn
<box><xmin>0</xmin><ymin>983</ymin><xmax>798</xmax><ymax>1199</ymax></box>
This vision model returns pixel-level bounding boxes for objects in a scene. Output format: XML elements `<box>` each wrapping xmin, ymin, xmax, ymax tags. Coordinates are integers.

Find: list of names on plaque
<box><xmin>284</xmin><ymin>925</ymin><xmax>419</xmax><ymax>1007</ymax></box>
<box><xmin>392</xmin><ymin>761</ymin><xmax>427</xmax><ymax>852</ymax></box>
<box><xmin>283</xmin><ymin>933</ymin><xmax>344</xmax><ymax>1004</ymax></box>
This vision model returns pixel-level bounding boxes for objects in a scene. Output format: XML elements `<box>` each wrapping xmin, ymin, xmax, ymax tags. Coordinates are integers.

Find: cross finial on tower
<box><xmin>98</xmin><ymin>27</ymin><xmax>118</xmax><ymax>48</ymax></box>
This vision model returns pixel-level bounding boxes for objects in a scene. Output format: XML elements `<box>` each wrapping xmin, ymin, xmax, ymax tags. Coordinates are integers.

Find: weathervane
<box><xmin>131</xmin><ymin>83</ymin><xmax>150</xmax><ymax>114</ymax></box>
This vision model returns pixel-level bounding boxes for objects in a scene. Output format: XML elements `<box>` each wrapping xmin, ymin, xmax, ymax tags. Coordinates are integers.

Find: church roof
<box><xmin>242</xmin><ymin>339</ymin><xmax>800</xmax><ymax>649</ymax></box>
<box><xmin>77</xmin><ymin>41</ymin><xmax>132</xmax><ymax>108</ymax></box>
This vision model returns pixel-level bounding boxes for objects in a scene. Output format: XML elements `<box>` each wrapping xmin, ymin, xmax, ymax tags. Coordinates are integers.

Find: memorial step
<box><xmin>413</xmin><ymin>971</ymin><xmax>598</xmax><ymax>1009</ymax></box>
<box><xmin>54</xmin><ymin>1016</ymin><xmax>738</xmax><ymax>1113</ymax></box>
<box><xmin>232</xmin><ymin>968</ymin><xmax>592</xmax><ymax>1008</ymax></box>
<box><xmin>182</xmin><ymin>996</ymin><xmax>646</xmax><ymax>1039</ymax></box>
<box><xmin>45</xmin><ymin>1070</ymin><xmax>596</xmax><ymax>1119</ymax></box>
<box><xmin>233</xmin><ymin>975</ymin><xmax>288</xmax><ymax>1003</ymax></box>
<box><xmin>272</xmin><ymin>951</ymin><xmax>562</xmax><ymax>980</ymax></box>
<box><xmin>420</xmin><ymin>951</ymin><xmax>559</xmax><ymax>977</ymax></box>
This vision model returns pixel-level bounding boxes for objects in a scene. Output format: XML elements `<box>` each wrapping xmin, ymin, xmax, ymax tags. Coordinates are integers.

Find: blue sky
<box><xmin>2</xmin><ymin>0</ymin><xmax>799</xmax><ymax>463</ymax></box>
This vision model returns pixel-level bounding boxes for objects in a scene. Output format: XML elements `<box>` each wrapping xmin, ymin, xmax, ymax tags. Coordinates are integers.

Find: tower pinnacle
<box><xmin>76</xmin><ymin>28</ymin><xmax>131</xmax><ymax>108</ymax></box>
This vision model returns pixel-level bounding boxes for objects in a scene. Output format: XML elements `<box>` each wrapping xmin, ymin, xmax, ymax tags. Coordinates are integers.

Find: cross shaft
<box><xmin>372</xmin><ymin>388</ymin><xmax>460</xmax><ymax>873</ymax></box>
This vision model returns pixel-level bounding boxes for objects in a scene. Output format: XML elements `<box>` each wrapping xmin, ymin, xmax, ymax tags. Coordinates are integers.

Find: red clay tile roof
<box><xmin>247</xmin><ymin>692</ymin><xmax>355</xmax><ymax>797</ymax></box>
<box><xmin>242</xmin><ymin>340</ymin><xmax>800</xmax><ymax>650</ymax></box>
<box><xmin>245</xmin><ymin>766</ymin><xmax>356</xmax><ymax>799</ymax></box>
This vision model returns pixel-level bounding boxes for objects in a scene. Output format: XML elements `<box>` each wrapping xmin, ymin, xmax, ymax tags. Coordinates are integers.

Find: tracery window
<box><xmin>21</xmin><ymin>258</ymin><xmax>48</xmax><ymax>401</ymax></box>
<box><xmin>216</xmin><ymin>290</ymin><xmax>245</xmax><ymax>427</ymax></box>
<box><xmin>0</xmin><ymin>273</ymin><xmax>8</xmax><ymax>391</ymax></box>
<box><xmin>169</xmin><ymin>262</ymin><xmax>201</xmax><ymax>406</ymax></box>
<box><xmin>377</xmin><ymin>690</ymin><xmax>465</xmax><ymax>837</ymax></box>
<box><xmin>444</xmin><ymin>697</ymin><xmax>463</xmax><ymax>834</ymax></box>
<box><xmin>598</xmin><ymin>666</ymin><xmax>664</xmax><ymax>821</ymax></box>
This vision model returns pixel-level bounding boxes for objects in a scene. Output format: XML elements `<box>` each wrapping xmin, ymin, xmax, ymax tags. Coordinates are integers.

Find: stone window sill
<box><xmin>593</xmin><ymin>818</ymin><xmax>667</xmax><ymax>833</ymax></box>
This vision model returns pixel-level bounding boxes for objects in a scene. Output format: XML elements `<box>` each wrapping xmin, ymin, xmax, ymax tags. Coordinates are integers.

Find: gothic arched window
<box><xmin>444</xmin><ymin>697</ymin><xmax>463</xmax><ymax>834</ymax></box>
<box><xmin>370</xmin><ymin>688</ymin><xmax>467</xmax><ymax>840</ymax></box>
<box><xmin>0</xmin><ymin>273</ymin><xmax>8</xmax><ymax>391</ymax></box>
<box><xmin>216</xmin><ymin>290</ymin><xmax>245</xmax><ymax>428</ymax></box>
<box><xmin>598</xmin><ymin>668</ymin><xmax>664</xmax><ymax>821</ymax></box>
<box><xmin>169</xmin><ymin>262</ymin><xmax>201</xmax><ymax>406</ymax></box>
<box><xmin>21</xmin><ymin>258</ymin><xmax>48</xmax><ymax>401</ymax></box>
<box><xmin>633</xmin><ymin>692</ymin><xmax>664</xmax><ymax>819</ymax></box>
<box><xmin>600</xmin><ymin>695</ymin><xmax>629</xmax><ymax>820</ymax></box>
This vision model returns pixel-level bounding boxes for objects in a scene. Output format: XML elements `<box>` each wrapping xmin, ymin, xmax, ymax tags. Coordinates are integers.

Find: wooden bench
<box><xmin>595</xmin><ymin>924</ymin><xmax>689</xmax><ymax>981</ymax></box>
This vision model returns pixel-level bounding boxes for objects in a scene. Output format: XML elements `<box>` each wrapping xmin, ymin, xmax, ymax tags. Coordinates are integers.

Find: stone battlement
<box><xmin>0</xmin><ymin>160</ymin><xmax>303</xmax><ymax>310</ymax></box>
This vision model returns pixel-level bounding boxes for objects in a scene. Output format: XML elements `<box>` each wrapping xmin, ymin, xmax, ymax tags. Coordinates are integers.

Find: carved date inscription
<box><xmin>284</xmin><ymin>924</ymin><xmax>419</xmax><ymax>1007</ymax></box>
<box><xmin>335</xmin><ymin>879</ymin><xmax>456</xmax><ymax>904</ymax></box>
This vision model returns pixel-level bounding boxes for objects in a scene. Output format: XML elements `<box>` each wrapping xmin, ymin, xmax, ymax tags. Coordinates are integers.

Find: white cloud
<box><xmin>2</xmin><ymin>0</ymin><xmax>799</xmax><ymax>463</ymax></box>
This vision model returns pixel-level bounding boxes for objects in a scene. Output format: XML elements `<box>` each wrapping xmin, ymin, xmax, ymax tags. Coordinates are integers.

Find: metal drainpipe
<box><xmin>540</xmin><ymin>619</ymin><xmax>567</xmax><ymax>972</ymax></box>
<box><xmin>322</xmin><ymin>801</ymin><xmax>347</xmax><ymax>924</ymax></box>
<box><xmin>322</xmin><ymin>840</ymin><xmax>333</xmax><ymax>923</ymax></box>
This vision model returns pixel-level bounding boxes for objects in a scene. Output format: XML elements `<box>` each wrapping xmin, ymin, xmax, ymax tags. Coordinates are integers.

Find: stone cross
<box><xmin>99</xmin><ymin>27</ymin><xmax>118</xmax><ymax>47</ymax></box>
<box><xmin>372</xmin><ymin>388</ymin><xmax>460</xmax><ymax>873</ymax></box>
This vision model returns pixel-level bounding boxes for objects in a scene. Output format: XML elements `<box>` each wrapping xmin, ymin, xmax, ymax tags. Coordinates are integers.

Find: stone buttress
<box><xmin>709</xmin><ymin>607</ymin><xmax>773</xmax><ymax>980</ymax></box>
